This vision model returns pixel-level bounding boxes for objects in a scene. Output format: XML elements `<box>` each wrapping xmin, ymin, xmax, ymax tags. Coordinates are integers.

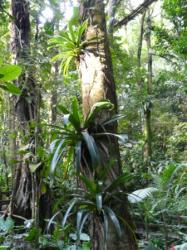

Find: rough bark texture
<box><xmin>10</xmin><ymin>0</ymin><xmax>39</xmax><ymax>221</ymax></box>
<box><xmin>79</xmin><ymin>0</ymin><xmax>117</xmax><ymax>119</ymax></box>
<box><xmin>79</xmin><ymin>1</ymin><xmax>137</xmax><ymax>249</ymax></box>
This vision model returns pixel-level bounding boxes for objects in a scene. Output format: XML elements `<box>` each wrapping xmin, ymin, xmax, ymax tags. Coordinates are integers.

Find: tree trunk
<box><xmin>108</xmin><ymin>0</ymin><xmax>122</xmax><ymax>35</ymax></box>
<box><xmin>10</xmin><ymin>0</ymin><xmax>39</xmax><ymax>223</ymax></box>
<box><xmin>137</xmin><ymin>12</ymin><xmax>146</xmax><ymax>71</ymax></box>
<box><xmin>50</xmin><ymin>2</ymin><xmax>60</xmax><ymax>124</ymax></box>
<box><xmin>144</xmin><ymin>10</ymin><xmax>153</xmax><ymax>162</ymax></box>
<box><xmin>79</xmin><ymin>1</ymin><xmax>137</xmax><ymax>249</ymax></box>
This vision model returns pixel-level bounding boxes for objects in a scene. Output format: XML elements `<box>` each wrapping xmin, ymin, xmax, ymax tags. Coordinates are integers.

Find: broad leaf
<box><xmin>79</xmin><ymin>213</ymin><xmax>90</xmax><ymax>236</ymax></box>
<box><xmin>102</xmin><ymin>210</ymin><xmax>109</xmax><ymax>243</ymax></box>
<box><xmin>84</xmin><ymin>101</ymin><xmax>114</xmax><ymax>127</ymax></box>
<box><xmin>29</xmin><ymin>162</ymin><xmax>42</xmax><ymax>173</ymax></box>
<box><xmin>104</xmin><ymin>206</ymin><xmax>122</xmax><ymax>237</ymax></box>
<box><xmin>0</xmin><ymin>82</ymin><xmax>21</xmax><ymax>95</ymax></box>
<box><xmin>0</xmin><ymin>216</ymin><xmax>14</xmax><ymax>232</ymax></box>
<box><xmin>0</xmin><ymin>65</ymin><xmax>21</xmax><ymax>81</ymax></box>
<box><xmin>82</xmin><ymin>130</ymin><xmax>100</xmax><ymax>168</ymax></box>
<box><xmin>96</xmin><ymin>193</ymin><xmax>102</xmax><ymax>211</ymax></box>
<box><xmin>62</xmin><ymin>199</ymin><xmax>77</xmax><ymax>227</ymax></box>
<box><xmin>51</xmin><ymin>139</ymin><xmax>65</xmax><ymax>174</ymax></box>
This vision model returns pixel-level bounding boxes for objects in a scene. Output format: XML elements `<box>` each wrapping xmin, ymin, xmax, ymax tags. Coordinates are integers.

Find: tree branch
<box><xmin>114</xmin><ymin>0</ymin><xmax>157</xmax><ymax>28</ymax></box>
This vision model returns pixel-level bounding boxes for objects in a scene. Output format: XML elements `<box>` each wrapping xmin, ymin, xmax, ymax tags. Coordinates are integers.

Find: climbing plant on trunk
<box><xmin>50</xmin><ymin>0</ymin><xmax>137</xmax><ymax>249</ymax></box>
<box><xmin>10</xmin><ymin>0</ymin><xmax>40</xmax><ymax>224</ymax></box>
<box><xmin>77</xmin><ymin>1</ymin><xmax>137</xmax><ymax>249</ymax></box>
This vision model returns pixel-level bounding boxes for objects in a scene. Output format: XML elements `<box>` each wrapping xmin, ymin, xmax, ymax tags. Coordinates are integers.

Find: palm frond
<box><xmin>128</xmin><ymin>187</ymin><xmax>158</xmax><ymax>203</ymax></box>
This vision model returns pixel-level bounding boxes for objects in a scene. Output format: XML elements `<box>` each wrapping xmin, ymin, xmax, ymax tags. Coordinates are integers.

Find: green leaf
<box><xmin>104</xmin><ymin>206</ymin><xmax>122</xmax><ymax>237</ymax></box>
<box><xmin>69</xmin><ymin>232</ymin><xmax>90</xmax><ymax>241</ymax></box>
<box><xmin>96</xmin><ymin>193</ymin><xmax>102</xmax><ymax>211</ymax></box>
<box><xmin>102</xmin><ymin>210</ymin><xmax>109</xmax><ymax>244</ymax></box>
<box><xmin>82</xmin><ymin>130</ymin><xmax>100</xmax><ymax>168</ymax></box>
<box><xmin>77</xmin><ymin>210</ymin><xmax>84</xmax><ymax>237</ymax></box>
<box><xmin>84</xmin><ymin>101</ymin><xmax>114</xmax><ymax>127</ymax></box>
<box><xmin>0</xmin><ymin>65</ymin><xmax>22</xmax><ymax>81</ymax></box>
<box><xmin>71</xmin><ymin>97</ymin><xmax>81</xmax><ymax>127</ymax></box>
<box><xmin>80</xmin><ymin>175</ymin><xmax>97</xmax><ymax>194</ymax></box>
<box><xmin>62</xmin><ymin>199</ymin><xmax>77</xmax><ymax>227</ymax></box>
<box><xmin>58</xmin><ymin>104</ymin><xmax>69</xmax><ymax>114</ymax></box>
<box><xmin>47</xmin><ymin>209</ymin><xmax>63</xmax><ymax>232</ymax></box>
<box><xmin>0</xmin><ymin>216</ymin><xmax>14</xmax><ymax>232</ymax></box>
<box><xmin>49</xmin><ymin>139</ymin><xmax>60</xmax><ymax>153</ymax></box>
<box><xmin>29</xmin><ymin>162</ymin><xmax>42</xmax><ymax>173</ymax></box>
<box><xmin>101</xmin><ymin>114</ymin><xmax>125</xmax><ymax>126</ymax></box>
<box><xmin>0</xmin><ymin>82</ymin><xmax>21</xmax><ymax>95</ymax></box>
<box><xmin>95</xmin><ymin>132</ymin><xmax>128</xmax><ymax>143</ymax></box>
<box><xmin>25</xmin><ymin>227</ymin><xmax>40</xmax><ymax>241</ymax></box>
<box><xmin>51</xmin><ymin>52</ymin><xmax>65</xmax><ymax>62</ymax></box>
<box><xmin>68</xmin><ymin>22</ymin><xmax>76</xmax><ymax>43</ymax></box>
<box><xmin>128</xmin><ymin>187</ymin><xmax>158</xmax><ymax>203</ymax></box>
<box><xmin>79</xmin><ymin>213</ymin><xmax>90</xmax><ymax>236</ymax></box>
<box><xmin>105</xmin><ymin>174</ymin><xmax>132</xmax><ymax>193</ymax></box>
<box><xmin>51</xmin><ymin>139</ymin><xmax>65</xmax><ymax>174</ymax></box>
<box><xmin>76</xmin><ymin>20</ymin><xmax>88</xmax><ymax>44</ymax></box>
<box><xmin>69</xmin><ymin>7</ymin><xmax>79</xmax><ymax>26</ymax></box>
<box><xmin>62</xmin><ymin>55</ymin><xmax>74</xmax><ymax>76</ymax></box>
<box><xmin>75</xmin><ymin>141</ymin><xmax>82</xmax><ymax>170</ymax></box>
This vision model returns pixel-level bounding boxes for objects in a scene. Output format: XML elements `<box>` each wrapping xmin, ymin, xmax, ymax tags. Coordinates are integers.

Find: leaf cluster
<box><xmin>49</xmin><ymin>21</ymin><xmax>88</xmax><ymax>76</ymax></box>
<box><xmin>50</xmin><ymin>98</ymin><xmax>116</xmax><ymax>175</ymax></box>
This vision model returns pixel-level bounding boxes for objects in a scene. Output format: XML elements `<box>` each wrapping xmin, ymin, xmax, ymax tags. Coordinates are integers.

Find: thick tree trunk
<box><xmin>79</xmin><ymin>1</ymin><xmax>137</xmax><ymax>249</ymax></box>
<box><xmin>10</xmin><ymin>0</ymin><xmax>39</xmax><ymax>222</ymax></box>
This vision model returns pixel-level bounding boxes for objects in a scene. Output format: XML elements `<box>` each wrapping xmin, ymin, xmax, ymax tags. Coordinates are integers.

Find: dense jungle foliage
<box><xmin>0</xmin><ymin>0</ymin><xmax>186</xmax><ymax>249</ymax></box>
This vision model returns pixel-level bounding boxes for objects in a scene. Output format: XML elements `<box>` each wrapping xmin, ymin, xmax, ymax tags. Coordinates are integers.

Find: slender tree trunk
<box><xmin>50</xmin><ymin>1</ymin><xmax>61</xmax><ymax>124</ymax></box>
<box><xmin>50</xmin><ymin>62</ymin><xmax>58</xmax><ymax>124</ymax></box>
<box><xmin>79</xmin><ymin>1</ymin><xmax>137</xmax><ymax>249</ymax></box>
<box><xmin>144</xmin><ymin>10</ymin><xmax>153</xmax><ymax>162</ymax></box>
<box><xmin>10</xmin><ymin>0</ymin><xmax>39</xmax><ymax>223</ymax></box>
<box><xmin>137</xmin><ymin>12</ymin><xmax>146</xmax><ymax>163</ymax></box>
<box><xmin>108</xmin><ymin>0</ymin><xmax>122</xmax><ymax>35</ymax></box>
<box><xmin>137</xmin><ymin>12</ymin><xmax>146</xmax><ymax>72</ymax></box>
<box><xmin>8</xmin><ymin>96</ymin><xmax>17</xmax><ymax>183</ymax></box>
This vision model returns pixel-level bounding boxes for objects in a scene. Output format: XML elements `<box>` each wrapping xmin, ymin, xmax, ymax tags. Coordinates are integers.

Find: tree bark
<box><xmin>144</xmin><ymin>10</ymin><xmax>153</xmax><ymax>162</ymax></box>
<box><xmin>137</xmin><ymin>12</ymin><xmax>146</xmax><ymax>71</ymax></box>
<box><xmin>78</xmin><ymin>1</ymin><xmax>137</xmax><ymax>249</ymax></box>
<box><xmin>10</xmin><ymin>0</ymin><xmax>39</xmax><ymax>223</ymax></box>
